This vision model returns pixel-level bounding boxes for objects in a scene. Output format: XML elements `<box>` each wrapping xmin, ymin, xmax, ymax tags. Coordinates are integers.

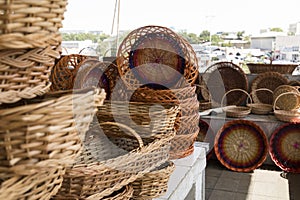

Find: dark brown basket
<box><xmin>117</xmin><ymin>25</ymin><xmax>198</xmax><ymax>89</ymax></box>
<box><xmin>247</xmin><ymin>63</ymin><xmax>298</xmax><ymax>74</ymax></box>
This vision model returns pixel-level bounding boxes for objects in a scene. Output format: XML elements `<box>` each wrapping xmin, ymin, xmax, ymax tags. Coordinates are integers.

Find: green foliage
<box><xmin>62</xmin><ymin>33</ymin><xmax>110</xmax><ymax>42</ymax></box>
<box><xmin>269</xmin><ymin>27</ymin><xmax>283</xmax><ymax>32</ymax></box>
<box><xmin>237</xmin><ymin>31</ymin><xmax>245</xmax><ymax>39</ymax></box>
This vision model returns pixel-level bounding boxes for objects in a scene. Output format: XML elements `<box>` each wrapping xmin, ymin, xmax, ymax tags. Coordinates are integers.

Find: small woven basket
<box><xmin>273</xmin><ymin>92</ymin><xmax>300</xmax><ymax>123</ymax></box>
<box><xmin>96</xmin><ymin>100</ymin><xmax>179</xmax><ymax>139</ymax></box>
<box><xmin>0</xmin><ymin>0</ymin><xmax>68</xmax><ymax>49</ymax></box>
<box><xmin>131</xmin><ymin>161</ymin><xmax>175</xmax><ymax>200</ymax></box>
<box><xmin>0</xmin><ymin>46</ymin><xmax>61</xmax><ymax>104</ymax></box>
<box><xmin>101</xmin><ymin>184</ymin><xmax>134</xmax><ymax>200</ymax></box>
<box><xmin>0</xmin><ymin>88</ymin><xmax>106</xmax><ymax>168</ymax></box>
<box><xmin>54</xmin><ymin>122</ymin><xmax>174</xmax><ymax>199</ymax></box>
<box><xmin>247</xmin><ymin>63</ymin><xmax>298</xmax><ymax>74</ymax></box>
<box><xmin>247</xmin><ymin>88</ymin><xmax>273</xmax><ymax>115</ymax></box>
<box><xmin>221</xmin><ymin>89</ymin><xmax>252</xmax><ymax>118</ymax></box>
<box><xmin>117</xmin><ymin>25</ymin><xmax>198</xmax><ymax>89</ymax></box>
<box><xmin>0</xmin><ymin>160</ymin><xmax>66</xmax><ymax>200</ymax></box>
<box><xmin>273</xmin><ymin>85</ymin><xmax>300</xmax><ymax>111</ymax></box>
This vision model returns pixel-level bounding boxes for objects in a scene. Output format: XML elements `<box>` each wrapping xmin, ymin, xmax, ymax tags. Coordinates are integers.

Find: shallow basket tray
<box><xmin>0</xmin><ymin>88</ymin><xmax>106</xmax><ymax>168</ymax></box>
<box><xmin>54</xmin><ymin>122</ymin><xmax>174</xmax><ymax>199</ymax></box>
<box><xmin>246</xmin><ymin>88</ymin><xmax>273</xmax><ymax>115</ymax></box>
<box><xmin>0</xmin><ymin>46</ymin><xmax>61</xmax><ymax>104</ymax></box>
<box><xmin>0</xmin><ymin>0</ymin><xmax>68</xmax><ymax>49</ymax></box>
<box><xmin>246</xmin><ymin>63</ymin><xmax>298</xmax><ymax>74</ymax></box>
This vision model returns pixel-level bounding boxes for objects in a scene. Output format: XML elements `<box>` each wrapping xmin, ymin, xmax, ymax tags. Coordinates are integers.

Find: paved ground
<box><xmin>204</xmin><ymin>158</ymin><xmax>300</xmax><ymax>200</ymax></box>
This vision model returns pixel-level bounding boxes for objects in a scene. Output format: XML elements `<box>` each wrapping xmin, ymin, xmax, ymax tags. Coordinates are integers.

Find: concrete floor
<box><xmin>204</xmin><ymin>158</ymin><xmax>300</xmax><ymax>200</ymax></box>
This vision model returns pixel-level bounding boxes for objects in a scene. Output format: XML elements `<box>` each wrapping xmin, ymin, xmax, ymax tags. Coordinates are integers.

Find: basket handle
<box><xmin>273</xmin><ymin>91</ymin><xmax>300</xmax><ymax>111</ymax></box>
<box><xmin>221</xmin><ymin>88</ymin><xmax>252</xmax><ymax>107</ymax></box>
<box><xmin>248</xmin><ymin>88</ymin><xmax>273</xmax><ymax>105</ymax></box>
<box><xmin>100</xmin><ymin>121</ymin><xmax>144</xmax><ymax>148</ymax></box>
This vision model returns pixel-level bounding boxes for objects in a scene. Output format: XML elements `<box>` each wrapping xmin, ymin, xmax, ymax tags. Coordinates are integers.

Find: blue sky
<box><xmin>62</xmin><ymin>0</ymin><xmax>300</xmax><ymax>35</ymax></box>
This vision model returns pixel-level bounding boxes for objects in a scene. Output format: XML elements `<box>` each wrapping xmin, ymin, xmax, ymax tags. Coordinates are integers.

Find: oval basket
<box><xmin>269</xmin><ymin>123</ymin><xmax>300</xmax><ymax>173</ymax></box>
<box><xmin>273</xmin><ymin>85</ymin><xmax>300</xmax><ymax>111</ymax></box>
<box><xmin>273</xmin><ymin>92</ymin><xmax>300</xmax><ymax>123</ymax></box>
<box><xmin>0</xmin><ymin>88</ymin><xmax>106</xmax><ymax>168</ymax></box>
<box><xmin>131</xmin><ymin>161</ymin><xmax>175</xmax><ymax>200</ymax></box>
<box><xmin>117</xmin><ymin>25</ymin><xmax>198</xmax><ymax>89</ymax></box>
<box><xmin>202</xmin><ymin>61</ymin><xmax>248</xmax><ymax>107</ymax></box>
<box><xmin>54</xmin><ymin>122</ymin><xmax>174</xmax><ymax>199</ymax></box>
<box><xmin>0</xmin><ymin>0</ymin><xmax>67</xmax><ymax>49</ymax></box>
<box><xmin>214</xmin><ymin>120</ymin><xmax>268</xmax><ymax>172</ymax></box>
<box><xmin>0</xmin><ymin>46</ymin><xmax>61</xmax><ymax>105</ymax></box>
<box><xmin>247</xmin><ymin>88</ymin><xmax>273</xmax><ymax>115</ymax></box>
<box><xmin>246</xmin><ymin>63</ymin><xmax>298</xmax><ymax>74</ymax></box>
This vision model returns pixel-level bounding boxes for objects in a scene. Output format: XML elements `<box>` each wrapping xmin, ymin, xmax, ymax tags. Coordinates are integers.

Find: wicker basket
<box><xmin>96</xmin><ymin>100</ymin><xmax>179</xmax><ymax>139</ymax></box>
<box><xmin>0</xmin><ymin>88</ymin><xmax>106</xmax><ymax>168</ymax></box>
<box><xmin>247</xmin><ymin>88</ymin><xmax>273</xmax><ymax>115</ymax></box>
<box><xmin>0</xmin><ymin>46</ymin><xmax>61</xmax><ymax>104</ymax></box>
<box><xmin>131</xmin><ymin>161</ymin><xmax>175</xmax><ymax>200</ymax></box>
<box><xmin>246</xmin><ymin>63</ymin><xmax>298</xmax><ymax>74</ymax></box>
<box><xmin>221</xmin><ymin>89</ymin><xmax>252</xmax><ymax>118</ymax></box>
<box><xmin>273</xmin><ymin>85</ymin><xmax>300</xmax><ymax>111</ymax></box>
<box><xmin>117</xmin><ymin>25</ymin><xmax>198</xmax><ymax>89</ymax></box>
<box><xmin>54</xmin><ymin>122</ymin><xmax>174</xmax><ymax>199</ymax></box>
<box><xmin>273</xmin><ymin>92</ymin><xmax>300</xmax><ymax>123</ymax></box>
<box><xmin>102</xmin><ymin>184</ymin><xmax>134</xmax><ymax>200</ymax></box>
<box><xmin>0</xmin><ymin>0</ymin><xmax>68</xmax><ymax>49</ymax></box>
<box><xmin>0</xmin><ymin>160</ymin><xmax>65</xmax><ymax>200</ymax></box>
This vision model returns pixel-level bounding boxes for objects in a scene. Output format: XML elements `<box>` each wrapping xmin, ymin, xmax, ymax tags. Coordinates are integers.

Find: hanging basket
<box><xmin>0</xmin><ymin>0</ymin><xmax>68</xmax><ymax>49</ymax></box>
<box><xmin>246</xmin><ymin>88</ymin><xmax>273</xmax><ymax>115</ymax></box>
<box><xmin>117</xmin><ymin>25</ymin><xmax>198</xmax><ymax>89</ymax></box>
<box><xmin>0</xmin><ymin>46</ymin><xmax>61</xmax><ymax>104</ymax></box>
<box><xmin>54</xmin><ymin>122</ymin><xmax>174</xmax><ymax>199</ymax></box>
<box><xmin>131</xmin><ymin>161</ymin><xmax>175</xmax><ymax>200</ymax></box>
<box><xmin>0</xmin><ymin>88</ymin><xmax>106</xmax><ymax>168</ymax></box>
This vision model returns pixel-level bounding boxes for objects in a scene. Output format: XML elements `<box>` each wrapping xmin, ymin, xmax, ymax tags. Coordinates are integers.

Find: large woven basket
<box><xmin>131</xmin><ymin>161</ymin><xmax>175</xmax><ymax>200</ymax></box>
<box><xmin>0</xmin><ymin>160</ymin><xmax>65</xmax><ymax>200</ymax></box>
<box><xmin>96</xmin><ymin>100</ymin><xmax>179</xmax><ymax>139</ymax></box>
<box><xmin>0</xmin><ymin>88</ymin><xmax>106</xmax><ymax>168</ymax></box>
<box><xmin>0</xmin><ymin>0</ymin><xmax>68</xmax><ymax>49</ymax></box>
<box><xmin>117</xmin><ymin>25</ymin><xmax>198</xmax><ymax>89</ymax></box>
<box><xmin>0</xmin><ymin>46</ymin><xmax>61</xmax><ymax>104</ymax></box>
<box><xmin>247</xmin><ymin>63</ymin><xmax>298</xmax><ymax>74</ymax></box>
<box><xmin>54</xmin><ymin>122</ymin><xmax>174</xmax><ymax>199</ymax></box>
<box><xmin>102</xmin><ymin>184</ymin><xmax>134</xmax><ymax>200</ymax></box>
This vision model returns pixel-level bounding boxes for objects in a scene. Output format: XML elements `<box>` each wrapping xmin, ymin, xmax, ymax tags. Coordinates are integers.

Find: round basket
<box><xmin>221</xmin><ymin>89</ymin><xmax>252</xmax><ymax>118</ymax></box>
<box><xmin>0</xmin><ymin>88</ymin><xmax>106</xmax><ymax>168</ymax></box>
<box><xmin>269</xmin><ymin>123</ymin><xmax>300</xmax><ymax>173</ymax></box>
<box><xmin>247</xmin><ymin>88</ymin><xmax>273</xmax><ymax>115</ymax></box>
<box><xmin>0</xmin><ymin>0</ymin><xmax>67</xmax><ymax>49</ymax></box>
<box><xmin>273</xmin><ymin>85</ymin><xmax>300</xmax><ymax>111</ymax></box>
<box><xmin>246</xmin><ymin>63</ymin><xmax>298</xmax><ymax>74</ymax></box>
<box><xmin>273</xmin><ymin>92</ymin><xmax>300</xmax><ymax>123</ymax></box>
<box><xmin>131</xmin><ymin>161</ymin><xmax>175</xmax><ymax>200</ymax></box>
<box><xmin>117</xmin><ymin>25</ymin><xmax>198</xmax><ymax>89</ymax></box>
<box><xmin>197</xmin><ymin>119</ymin><xmax>215</xmax><ymax>159</ymax></box>
<box><xmin>101</xmin><ymin>185</ymin><xmax>134</xmax><ymax>200</ymax></box>
<box><xmin>0</xmin><ymin>160</ymin><xmax>65</xmax><ymax>200</ymax></box>
<box><xmin>0</xmin><ymin>46</ymin><xmax>61</xmax><ymax>104</ymax></box>
<box><xmin>250</xmin><ymin>71</ymin><xmax>289</xmax><ymax>105</ymax></box>
<box><xmin>214</xmin><ymin>120</ymin><xmax>268</xmax><ymax>172</ymax></box>
<box><xmin>49</xmin><ymin>54</ymin><xmax>88</xmax><ymax>91</ymax></box>
<box><xmin>201</xmin><ymin>61</ymin><xmax>248</xmax><ymax>107</ymax></box>
<box><xmin>54</xmin><ymin>122</ymin><xmax>174</xmax><ymax>199</ymax></box>
<box><xmin>96</xmin><ymin>100</ymin><xmax>179</xmax><ymax>139</ymax></box>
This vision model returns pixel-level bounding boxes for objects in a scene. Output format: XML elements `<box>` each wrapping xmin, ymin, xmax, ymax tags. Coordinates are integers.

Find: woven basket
<box><xmin>102</xmin><ymin>184</ymin><xmax>134</xmax><ymax>200</ymax></box>
<box><xmin>247</xmin><ymin>63</ymin><xmax>298</xmax><ymax>74</ymax></box>
<box><xmin>54</xmin><ymin>122</ymin><xmax>174</xmax><ymax>199</ymax></box>
<box><xmin>273</xmin><ymin>92</ymin><xmax>300</xmax><ymax>123</ymax></box>
<box><xmin>221</xmin><ymin>89</ymin><xmax>252</xmax><ymax>118</ymax></box>
<box><xmin>201</xmin><ymin>61</ymin><xmax>248</xmax><ymax>107</ymax></box>
<box><xmin>0</xmin><ymin>0</ymin><xmax>67</xmax><ymax>49</ymax></box>
<box><xmin>96</xmin><ymin>100</ymin><xmax>179</xmax><ymax>139</ymax></box>
<box><xmin>273</xmin><ymin>85</ymin><xmax>300</xmax><ymax>111</ymax></box>
<box><xmin>195</xmin><ymin>84</ymin><xmax>212</xmax><ymax>111</ymax></box>
<box><xmin>250</xmin><ymin>71</ymin><xmax>289</xmax><ymax>105</ymax></box>
<box><xmin>131</xmin><ymin>161</ymin><xmax>175</xmax><ymax>200</ymax></box>
<box><xmin>117</xmin><ymin>25</ymin><xmax>198</xmax><ymax>89</ymax></box>
<box><xmin>0</xmin><ymin>88</ymin><xmax>106</xmax><ymax>168</ymax></box>
<box><xmin>0</xmin><ymin>46</ymin><xmax>61</xmax><ymax>104</ymax></box>
<box><xmin>247</xmin><ymin>88</ymin><xmax>273</xmax><ymax>115</ymax></box>
<box><xmin>0</xmin><ymin>160</ymin><xmax>65</xmax><ymax>200</ymax></box>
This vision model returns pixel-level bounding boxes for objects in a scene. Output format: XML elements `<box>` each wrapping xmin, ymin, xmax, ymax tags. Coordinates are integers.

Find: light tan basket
<box><xmin>0</xmin><ymin>0</ymin><xmax>68</xmax><ymax>49</ymax></box>
<box><xmin>247</xmin><ymin>88</ymin><xmax>273</xmax><ymax>115</ymax></box>
<box><xmin>273</xmin><ymin>85</ymin><xmax>300</xmax><ymax>111</ymax></box>
<box><xmin>0</xmin><ymin>88</ymin><xmax>106</xmax><ymax>168</ymax></box>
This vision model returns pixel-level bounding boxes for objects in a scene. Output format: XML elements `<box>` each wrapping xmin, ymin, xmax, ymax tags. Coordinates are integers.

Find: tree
<box><xmin>237</xmin><ymin>31</ymin><xmax>245</xmax><ymax>39</ymax></box>
<box><xmin>270</xmin><ymin>27</ymin><xmax>283</xmax><ymax>32</ymax></box>
<box><xmin>199</xmin><ymin>30</ymin><xmax>210</xmax><ymax>43</ymax></box>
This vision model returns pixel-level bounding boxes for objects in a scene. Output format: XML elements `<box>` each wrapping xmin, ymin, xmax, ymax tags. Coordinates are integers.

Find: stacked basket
<box><xmin>0</xmin><ymin>1</ymin><xmax>107</xmax><ymax>199</ymax></box>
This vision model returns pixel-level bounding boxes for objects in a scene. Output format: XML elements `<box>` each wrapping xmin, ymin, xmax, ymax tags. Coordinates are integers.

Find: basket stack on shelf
<box><xmin>0</xmin><ymin>1</ymin><xmax>108</xmax><ymax>199</ymax></box>
<box><xmin>115</xmin><ymin>25</ymin><xmax>200</xmax><ymax>160</ymax></box>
